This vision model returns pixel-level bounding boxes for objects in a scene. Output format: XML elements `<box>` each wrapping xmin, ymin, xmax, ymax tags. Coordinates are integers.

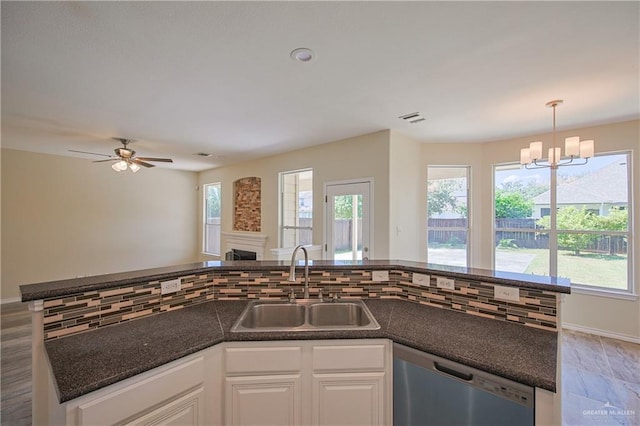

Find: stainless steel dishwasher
<box><xmin>393</xmin><ymin>343</ymin><xmax>534</xmax><ymax>426</ymax></box>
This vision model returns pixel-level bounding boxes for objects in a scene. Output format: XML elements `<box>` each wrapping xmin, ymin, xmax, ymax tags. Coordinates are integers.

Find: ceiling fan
<box><xmin>70</xmin><ymin>138</ymin><xmax>173</xmax><ymax>173</ymax></box>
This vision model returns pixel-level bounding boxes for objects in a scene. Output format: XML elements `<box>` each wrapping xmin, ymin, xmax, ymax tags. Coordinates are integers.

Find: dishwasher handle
<box><xmin>433</xmin><ymin>361</ymin><xmax>474</xmax><ymax>382</ymax></box>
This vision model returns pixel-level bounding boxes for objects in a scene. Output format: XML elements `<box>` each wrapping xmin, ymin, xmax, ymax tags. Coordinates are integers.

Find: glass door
<box><xmin>325</xmin><ymin>181</ymin><xmax>371</xmax><ymax>260</ymax></box>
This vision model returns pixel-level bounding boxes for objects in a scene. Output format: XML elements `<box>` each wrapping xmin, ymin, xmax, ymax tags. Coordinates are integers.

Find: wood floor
<box><xmin>1</xmin><ymin>302</ymin><xmax>638</xmax><ymax>425</ymax></box>
<box><xmin>1</xmin><ymin>302</ymin><xmax>32</xmax><ymax>426</ymax></box>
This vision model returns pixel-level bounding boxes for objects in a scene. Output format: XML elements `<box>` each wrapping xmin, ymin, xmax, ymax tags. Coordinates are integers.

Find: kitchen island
<box><xmin>21</xmin><ymin>260</ymin><xmax>570</xmax><ymax>425</ymax></box>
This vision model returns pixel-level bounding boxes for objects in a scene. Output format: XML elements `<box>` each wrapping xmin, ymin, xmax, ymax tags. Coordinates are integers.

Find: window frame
<box><xmin>492</xmin><ymin>151</ymin><xmax>634</xmax><ymax>296</ymax></box>
<box><xmin>426</xmin><ymin>165</ymin><xmax>471</xmax><ymax>268</ymax></box>
<box><xmin>278</xmin><ymin>168</ymin><xmax>313</xmax><ymax>248</ymax></box>
<box><xmin>203</xmin><ymin>182</ymin><xmax>222</xmax><ymax>256</ymax></box>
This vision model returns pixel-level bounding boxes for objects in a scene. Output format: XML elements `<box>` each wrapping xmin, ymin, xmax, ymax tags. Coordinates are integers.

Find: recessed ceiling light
<box><xmin>290</xmin><ymin>48</ymin><xmax>314</xmax><ymax>63</ymax></box>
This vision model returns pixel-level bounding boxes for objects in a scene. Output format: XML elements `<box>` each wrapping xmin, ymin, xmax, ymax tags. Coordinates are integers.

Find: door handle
<box><xmin>434</xmin><ymin>362</ymin><xmax>474</xmax><ymax>381</ymax></box>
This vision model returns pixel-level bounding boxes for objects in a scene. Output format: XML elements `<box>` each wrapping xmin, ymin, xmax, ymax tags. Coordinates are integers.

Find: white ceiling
<box><xmin>2</xmin><ymin>1</ymin><xmax>638</xmax><ymax>172</ymax></box>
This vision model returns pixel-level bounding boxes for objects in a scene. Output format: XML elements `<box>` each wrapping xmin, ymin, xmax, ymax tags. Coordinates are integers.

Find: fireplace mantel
<box><xmin>221</xmin><ymin>231</ymin><xmax>268</xmax><ymax>260</ymax></box>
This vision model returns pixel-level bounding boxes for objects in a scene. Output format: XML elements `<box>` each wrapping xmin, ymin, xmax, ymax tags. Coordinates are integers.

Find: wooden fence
<box><xmin>429</xmin><ymin>218</ymin><xmax>626</xmax><ymax>254</ymax></box>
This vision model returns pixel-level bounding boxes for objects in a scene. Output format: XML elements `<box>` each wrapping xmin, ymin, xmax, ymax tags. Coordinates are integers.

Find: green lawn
<box><xmin>499</xmin><ymin>248</ymin><xmax>628</xmax><ymax>290</ymax></box>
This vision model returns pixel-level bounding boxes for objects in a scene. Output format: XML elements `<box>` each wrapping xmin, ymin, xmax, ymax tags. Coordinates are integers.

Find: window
<box><xmin>279</xmin><ymin>169</ymin><xmax>313</xmax><ymax>247</ymax></box>
<box><xmin>427</xmin><ymin>166</ymin><xmax>470</xmax><ymax>267</ymax></box>
<box><xmin>494</xmin><ymin>152</ymin><xmax>632</xmax><ymax>293</ymax></box>
<box><xmin>204</xmin><ymin>182</ymin><xmax>221</xmax><ymax>255</ymax></box>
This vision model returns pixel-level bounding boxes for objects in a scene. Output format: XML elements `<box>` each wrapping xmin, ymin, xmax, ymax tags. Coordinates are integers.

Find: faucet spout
<box><xmin>288</xmin><ymin>245</ymin><xmax>310</xmax><ymax>299</ymax></box>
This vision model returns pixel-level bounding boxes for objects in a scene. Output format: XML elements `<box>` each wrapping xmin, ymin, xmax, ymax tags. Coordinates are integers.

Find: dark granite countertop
<box><xmin>22</xmin><ymin>259</ymin><xmax>570</xmax><ymax>301</ymax></box>
<box><xmin>45</xmin><ymin>298</ymin><xmax>558</xmax><ymax>403</ymax></box>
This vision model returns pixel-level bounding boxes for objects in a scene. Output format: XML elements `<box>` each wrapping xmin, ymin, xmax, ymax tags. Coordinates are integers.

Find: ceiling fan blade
<box><xmin>132</xmin><ymin>159</ymin><xmax>155</xmax><ymax>168</ymax></box>
<box><xmin>69</xmin><ymin>149</ymin><xmax>111</xmax><ymax>157</ymax></box>
<box><xmin>135</xmin><ymin>157</ymin><xmax>174</xmax><ymax>163</ymax></box>
<box><xmin>92</xmin><ymin>158</ymin><xmax>118</xmax><ymax>163</ymax></box>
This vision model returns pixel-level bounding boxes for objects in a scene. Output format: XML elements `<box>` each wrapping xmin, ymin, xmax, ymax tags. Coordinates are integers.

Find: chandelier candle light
<box><xmin>520</xmin><ymin>100</ymin><xmax>595</xmax><ymax>169</ymax></box>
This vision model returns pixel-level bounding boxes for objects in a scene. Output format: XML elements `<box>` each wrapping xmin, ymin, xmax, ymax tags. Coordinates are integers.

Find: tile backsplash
<box><xmin>42</xmin><ymin>268</ymin><xmax>558</xmax><ymax>340</ymax></box>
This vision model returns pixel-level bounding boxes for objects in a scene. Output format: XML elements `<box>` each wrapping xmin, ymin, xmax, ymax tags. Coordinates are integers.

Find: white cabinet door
<box><xmin>222</xmin><ymin>340</ymin><xmax>391</xmax><ymax>426</ymax></box>
<box><xmin>73</xmin><ymin>356</ymin><xmax>206</xmax><ymax>426</ymax></box>
<box><xmin>124</xmin><ymin>387</ymin><xmax>204</xmax><ymax>426</ymax></box>
<box><xmin>311</xmin><ymin>372</ymin><xmax>385</xmax><ymax>426</ymax></box>
<box><xmin>224</xmin><ymin>374</ymin><xmax>302</xmax><ymax>426</ymax></box>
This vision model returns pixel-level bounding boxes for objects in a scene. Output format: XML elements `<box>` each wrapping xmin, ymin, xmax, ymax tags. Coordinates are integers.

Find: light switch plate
<box><xmin>372</xmin><ymin>270</ymin><xmax>389</xmax><ymax>282</ymax></box>
<box><xmin>436</xmin><ymin>276</ymin><xmax>455</xmax><ymax>290</ymax></box>
<box><xmin>161</xmin><ymin>278</ymin><xmax>181</xmax><ymax>295</ymax></box>
<box><xmin>412</xmin><ymin>273</ymin><xmax>430</xmax><ymax>286</ymax></box>
<box><xmin>494</xmin><ymin>285</ymin><xmax>520</xmax><ymax>302</ymax></box>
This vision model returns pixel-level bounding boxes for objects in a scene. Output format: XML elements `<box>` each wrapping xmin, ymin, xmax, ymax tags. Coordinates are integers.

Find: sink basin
<box><xmin>239</xmin><ymin>302</ymin><xmax>305</xmax><ymax>329</ymax></box>
<box><xmin>308</xmin><ymin>303</ymin><xmax>371</xmax><ymax>327</ymax></box>
<box><xmin>231</xmin><ymin>299</ymin><xmax>380</xmax><ymax>332</ymax></box>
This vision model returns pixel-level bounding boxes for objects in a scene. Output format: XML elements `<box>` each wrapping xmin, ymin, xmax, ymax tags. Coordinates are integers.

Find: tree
<box><xmin>334</xmin><ymin>195</ymin><xmax>362</xmax><ymax>219</ymax></box>
<box><xmin>500</xmin><ymin>180</ymin><xmax>548</xmax><ymax>199</ymax></box>
<box><xmin>596</xmin><ymin>207</ymin><xmax>628</xmax><ymax>255</ymax></box>
<box><xmin>537</xmin><ymin>206</ymin><xmax>598</xmax><ymax>255</ymax></box>
<box><xmin>206</xmin><ymin>186</ymin><xmax>221</xmax><ymax>220</ymax></box>
<box><xmin>428</xmin><ymin>179</ymin><xmax>462</xmax><ymax>217</ymax></box>
<box><xmin>596</xmin><ymin>207</ymin><xmax>628</xmax><ymax>231</ymax></box>
<box><xmin>494</xmin><ymin>190</ymin><xmax>533</xmax><ymax>219</ymax></box>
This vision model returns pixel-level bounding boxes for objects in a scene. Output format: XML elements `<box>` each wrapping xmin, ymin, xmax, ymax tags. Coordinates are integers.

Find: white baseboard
<box><xmin>562</xmin><ymin>322</ymin><xmax>640</xmax><ymax>344</ymax></box>
<box><xmin>1</xmin><ymin>297</ymin><xmax>22</xmax><ymax>305</ymax></box>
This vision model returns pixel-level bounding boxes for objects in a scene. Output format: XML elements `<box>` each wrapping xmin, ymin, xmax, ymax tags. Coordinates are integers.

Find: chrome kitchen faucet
<box><xmin>288</xmin><ymin>245</ymin><xmax>310</xmax><ymax>299</ymax></box>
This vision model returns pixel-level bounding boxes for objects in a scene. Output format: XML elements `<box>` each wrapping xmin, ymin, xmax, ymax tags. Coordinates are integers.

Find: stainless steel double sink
<box><xmin>231</xmin><ymin>299</ymin><xmax>380</xmax><ymax>332</ymax></box>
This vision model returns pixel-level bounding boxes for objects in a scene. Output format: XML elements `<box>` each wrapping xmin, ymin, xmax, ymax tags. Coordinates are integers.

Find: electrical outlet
<box><xmin>436</xmin><ymin>276</ymin><xmax>455</xmax><ymax>290</ymax></box>
<box><xmin>494</xmin><ymin>285</ymin><xmax>520</xmax><ymax>302</ymax></box>
<box><xmin>412</xmin><ymin>273</ymin><xmax>430</xmax><ymax>286</ymax></box>
<box><xmin>161</xmin><ymin>278</ymin><xmax>181</xmax><ymax>295</ymax></box>
<box><xmin>372</xmin><ymin>270</ymin><xmax>389</xmax><ymax>282</ymax></box>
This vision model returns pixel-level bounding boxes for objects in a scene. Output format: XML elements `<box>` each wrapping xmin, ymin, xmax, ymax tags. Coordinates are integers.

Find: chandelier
<box><xmin>520</xmin><ymin>100</ymin><xmax>594</xmax><ymax>169</ymax></box>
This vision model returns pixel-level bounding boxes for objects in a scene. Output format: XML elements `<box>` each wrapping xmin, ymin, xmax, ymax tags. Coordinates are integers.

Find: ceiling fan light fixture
<box><xmin>129</xmin><ymin>162</ymin><xmax>141</xmax><ymax>173</ymax></box>
<box><xmin>112</xmin><ymin>160</ymin><xmax>128</xmax><ymax>172</ymax></box>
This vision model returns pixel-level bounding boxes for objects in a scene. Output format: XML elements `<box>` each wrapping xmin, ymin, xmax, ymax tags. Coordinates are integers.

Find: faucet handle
<box><xmin>289</xmin><ymin>288</ymin><xmax>296</xmax><ymax>302</ymax></box>
<box><xmin>318</xmin><ymin>289</ymin><xmax>323</xmax><ymax>302</ymax></box>
<box><xmin>332</xmin><ymin>292</ymin><xmax>339</xmax><ymax>302</ymax></box>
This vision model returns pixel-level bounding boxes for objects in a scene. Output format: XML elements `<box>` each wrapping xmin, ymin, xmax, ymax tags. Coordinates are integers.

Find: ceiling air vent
<box><xmin>399</xmin><ymin>112</ymin><xmax>426</xmax><ymax>124</ymax></box>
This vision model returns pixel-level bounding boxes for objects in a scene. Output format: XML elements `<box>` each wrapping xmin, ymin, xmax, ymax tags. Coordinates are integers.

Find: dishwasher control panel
<box><xmin>476</xmin><ymin>376</ymin><xmax>534</xmax><ymax>408</ymax></box>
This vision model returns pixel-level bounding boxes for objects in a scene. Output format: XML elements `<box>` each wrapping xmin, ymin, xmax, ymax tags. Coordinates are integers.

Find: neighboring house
<box><xmin>532</xmin><ymin>160</ymin><xmax>628</xmax><ymax>218</ymax></box>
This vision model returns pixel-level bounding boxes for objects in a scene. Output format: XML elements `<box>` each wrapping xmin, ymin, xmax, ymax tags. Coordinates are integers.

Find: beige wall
<box><xmin>389</xmin><ymin>131</ymin><xmax>423</xmax><ymax>261</ymax></box>
<box><xmin>422</xmin><ymin>119</ymin><xmax>639</xmax><ymax>341</ymax></box>
<box><xmin>1</xmin><ymin>149</ymin><xmax>199</xmax><ymax>300</ymax></box>
<box><xmin>198</xmin><ymin>130</ymin><xmax>391</xmax><ymax>260</ymax></box>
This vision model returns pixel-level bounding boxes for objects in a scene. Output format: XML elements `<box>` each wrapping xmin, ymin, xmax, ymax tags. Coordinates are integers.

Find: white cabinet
<box><xmin>222</xmin><ymin>339</ymin><xmax>391</xmax><ymax>426</ymax></box>
<box><xmin>311</xmin><ymin>343</ymin><xmax>388</xmax><ymax>426</ymax></box>
<box><xmin>312</xmin><ymin>372</ymin><xmax>385</xmax><ymax>426</ymax></box>
<box><xmin>123</xmin><ymin>387</ymin><xmax>204</xmax><ymax>426</ymax></box>
<box><xmin>60</xmin><ymin>350</ymin><xmax>219</xmax><ymax>426</ymax></box>
<box><xmin>223</xmin><ymin>345</ymin><xmax>303</xmax><ymax>426</ymax></box>
<box><xmin>50</xmin><ymin>339</ymin><xmax>390</xmax><ymax>426</ymax></box>
<box><xmin>225</xmin><ymin>375</ymin><xmax>301</xmax><ymax>426</ymax></box>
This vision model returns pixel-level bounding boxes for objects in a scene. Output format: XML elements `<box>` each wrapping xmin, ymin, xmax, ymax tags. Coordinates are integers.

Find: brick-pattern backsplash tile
<box><xmin>42</xmin><ymin>268</ymin><xmax>558</xmax><ymax>340</ymax></box>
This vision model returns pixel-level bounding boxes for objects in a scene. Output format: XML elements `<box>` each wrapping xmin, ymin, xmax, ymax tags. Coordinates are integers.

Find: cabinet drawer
<box><xmin>225</xmin><ymin>346</ymin><xmax>302</xmax><ymax>374</ymax></box>
<box><xmin>312</xmin><ymin>345</ymin><xmax>386</xmax><ymax>372</ymax></box>
<box><xmin>76</xmin><ymin>356</ymin><xmax>204</xmax><ymax>425</ymax></box>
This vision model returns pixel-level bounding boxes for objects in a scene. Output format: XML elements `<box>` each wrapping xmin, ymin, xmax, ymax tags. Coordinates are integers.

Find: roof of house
<box><xmin>533</xmin><ymin>160</ymin><xmax>628</xmax><ymax>205</ymax></box>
